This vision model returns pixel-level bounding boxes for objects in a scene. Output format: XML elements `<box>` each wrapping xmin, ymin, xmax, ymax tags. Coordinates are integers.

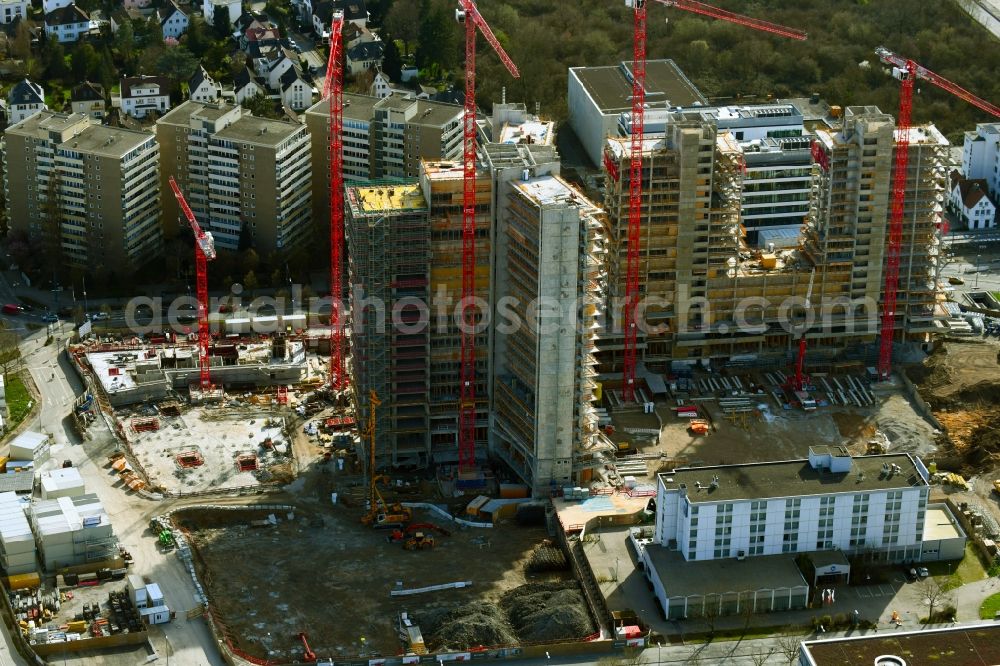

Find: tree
<box><xmin>919</xmin><ymin>577</ymin><xmax>954</xmax><ymax>623</ymax></box>
<box><xmin>183</xmin><ymin>16</ymin><xmax>210</xmax><ymax>58</ymax></box>
<box><xmin>243</xmin><ymin>270</ymin><xmax>259</xmax><ymax>293</ymax></box>
<box><xmin>156</xmin><ymin>46</ymin><xmax>198</xmax><ymax>95</ymax></box>
<box><xmin>775</xmin><ymin>630</ymin><xmax>801</xmax><ymax>666</ymax></box>
<box><xmin>11</xmin><ymin>20</ymin><xmax>31</xmax><ymax>60</ymax></box>
<box><xmin>241</xmin><ymin>248</ymin><xmax>260</xmax><ymax>275</ymax></box>
<box><xmin>415</xmin><ymin>1</ymin><xmax>457</xmax><ymax>71</ymax></box>
<box><xmin>242</xmin><ymin>92</ymin><xmax>281</xmax><ymax>119</ymax></box>
<box><xmin>71</xmin><ymin>43</ymin><xmax>100</xmax><ymax>82</ymax></box>
<box><xmin>385</xmin><ymin>0</ymin><xmax>419</xmax><ymax>55</ymax></box>
<box><xmin>44</xmin><ymin>40</ymin><xmax>70</xmax><ymax>80</ymax></box>
<box><xmin>0</xmin><ymin>328</ymin><xmax>22</xmax><ymax>376</ymax></box>
<box><xmin>382</xmin><ymin>36</ymin><xmax>403</xmax><ymax>81</ymax></box>
<box><xmin>748</xmin><ymin>647</ymin><xmax>776</xmax><ymax>666</ymax></box>
<box><xmin>212</xmin><ymin>8</ymin><xmax>232</xmax><ymax>41</ymax></box>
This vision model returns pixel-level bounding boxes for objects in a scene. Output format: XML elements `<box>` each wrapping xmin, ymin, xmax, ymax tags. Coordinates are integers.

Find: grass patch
<box><xmin>981</xmin><ymin>592</ymin><xmax>1000</xmax><ymax>620</ymax></box>
<box><xmin>925</xmin><ymin>543</ymin><xmax>988</xmax><ymax>588</ymax></box>
<box><xmin>4</xmin><ymin>373</ymin><xmax>33</xmax><ymax>430</ymax></box>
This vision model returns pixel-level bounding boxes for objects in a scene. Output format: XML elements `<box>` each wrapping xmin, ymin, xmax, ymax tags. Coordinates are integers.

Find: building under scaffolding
<box><xmin>598</xmin><ymin>104</ymin><xmax>949</xmax><ymax>377</ymax></box>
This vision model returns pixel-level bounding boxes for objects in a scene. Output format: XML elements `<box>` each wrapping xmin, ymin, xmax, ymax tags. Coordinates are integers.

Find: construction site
<box><xmin>25</xmin><ymin>2</ymin><xmax>1000</xmax><ymax>664</ymax></box>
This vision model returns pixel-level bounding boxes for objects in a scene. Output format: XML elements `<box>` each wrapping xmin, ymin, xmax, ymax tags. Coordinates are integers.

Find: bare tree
<box><xmin>0</xmin><ymin>329</ymin><xmax>22</xmax><ymax>375</ymax></box>
<box><xmin>749</xmin><ymin>646</ymin><xmax>776</xmax><ymax>666</ymax></box>
<box><xmin>775</xmin><ymin>629</ymin><xmax>802</xmax><ymax>666</ymax></box>
<box><xmin>918</xmin><ymin>577</ymin><xmax>954</xmax><ymax>623</ymax></box>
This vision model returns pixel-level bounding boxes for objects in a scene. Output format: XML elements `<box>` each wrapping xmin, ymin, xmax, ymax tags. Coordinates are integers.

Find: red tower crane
<box><xmin>323</xmin><ymin>11</ymin><xmax>346</xmax><ymax>389</ymax></box>
<box><xmin>874</xmin><ymin>46</ymin><xmax>1000</xmax><ymax>381</ymax></box>
<box><xmin>454</xmin><ymin>0</ymin><xmax>520</xmax><ymax>474</ymax></box>
<box><xmin>169</xmin><ymin>176</ymin><xmax>217</xmax><ymax>390</ymax></box>
<box><xmin>620</xmin><ymin>0</ymin><xmax>806</xmax><ymax>403</ymax></box>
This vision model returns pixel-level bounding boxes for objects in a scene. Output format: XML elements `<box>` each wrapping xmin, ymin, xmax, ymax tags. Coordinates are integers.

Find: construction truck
<box><xmin>403</xmin><ymin>532</ymin><xmax>435</xmax><ymax>550</ymax></box>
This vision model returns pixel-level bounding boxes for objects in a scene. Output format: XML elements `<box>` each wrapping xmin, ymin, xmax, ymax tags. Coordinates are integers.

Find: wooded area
<box><xmin>419</xmin><ymin>0</ymin><xmax>1000</xmax><ymax>142</ymax></box>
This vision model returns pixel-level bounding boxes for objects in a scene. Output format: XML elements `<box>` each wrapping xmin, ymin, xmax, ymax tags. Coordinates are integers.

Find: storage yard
<box><xmin>178</xmin><ymin>504</ymin><xmax>590</xmax><ymax>661</ymax></box>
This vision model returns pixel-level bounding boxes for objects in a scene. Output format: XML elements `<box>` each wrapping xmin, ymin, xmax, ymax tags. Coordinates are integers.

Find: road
<box><xmin>289</xmin><ymin>29</ymin><xmax>325</xmax><ymax>73</ymax></box>
<box><xmin>941</xmin><ymin>245</ymin><xmax>1000</xmax><ymax>295</ymax></box>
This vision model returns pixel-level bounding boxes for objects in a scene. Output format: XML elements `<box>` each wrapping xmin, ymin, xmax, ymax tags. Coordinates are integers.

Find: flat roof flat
<box><xmin>572</xmin><ymin>60</ymin><xmax>706</xmax><ymax>114</ymax></box>
<box><xmin>646</xmin><ymin>544</ymin><xmax>806</xmax><ymax>598</ymax></box>
<box><xmin>214</xmin><ymin>115</ymin><xmax>303</xmax><ymax>147</ymax></box>
<box><xmin>924</xmin><ymin>506</ymin><xmax>962</xmax><ymax>541</ymax></box>
<box><xmin>660</xmin><ymin>454</ymin><xmax>925</xmax><ymax>503</ymax></box>
<box><xmin>801</xmin><ymin>623</ymin><xmax>1000</xmax><ymax>665</ymax></box>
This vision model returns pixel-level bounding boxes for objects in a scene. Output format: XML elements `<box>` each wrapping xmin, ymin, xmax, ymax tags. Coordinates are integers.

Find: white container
<box><xmin>624</xmin><ymin>476</ymin><xmax>637</xmax><ymax>490</ymax></box>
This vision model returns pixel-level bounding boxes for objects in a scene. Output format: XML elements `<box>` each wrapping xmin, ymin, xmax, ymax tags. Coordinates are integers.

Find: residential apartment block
<box><xmin>305</xmin><ymin>92</ymin><xmax>463</xmax><ymax>226</ymax></box>
<box><xmin>2</xmin><ymin>111</ymin><xmax>162</xmax><ymax>271</ymax></box>
<box><xmin>156</xmin><ymin>101</ymin><xmax>312</xmax><ymax>254</ymax></box>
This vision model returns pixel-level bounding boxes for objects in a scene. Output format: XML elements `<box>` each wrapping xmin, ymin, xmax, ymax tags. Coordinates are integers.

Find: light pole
<box><xmin>975</xmin><ymin>254</ymin><xmax>982</xmax><ymax>289</ymax></box>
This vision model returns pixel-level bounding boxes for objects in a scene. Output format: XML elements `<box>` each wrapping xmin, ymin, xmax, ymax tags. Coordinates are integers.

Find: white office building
<box><xmin>651</xmin><ymin>447</ymin><xmax>964</xmax><ymax>563</ymax></box>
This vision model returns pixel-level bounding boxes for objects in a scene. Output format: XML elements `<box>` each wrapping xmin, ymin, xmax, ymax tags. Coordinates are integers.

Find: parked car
<box><xmin>88</xmin><ymin>312</ymin><xmax>109</xmax><ymax>321</ymax></box>
<box><xmin>948</xmin><ymin>276</ymin><xmax>965</xmax><ymax>285</ymax></box>
<box><xmin>2</xmin><ymin>303</ymin><xmax>21</xmax><ymax>314</ymax></box>
<box><xmin>42</xmin><ymin>313</ymin><xmax>59</xmax><ymax>323</ymax></box>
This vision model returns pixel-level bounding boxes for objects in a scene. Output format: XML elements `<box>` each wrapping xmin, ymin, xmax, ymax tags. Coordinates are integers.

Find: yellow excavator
<box><xmin>360</xmin><ymin>390</ymin><xmax>412</xmax><ymax>529</ymax></box>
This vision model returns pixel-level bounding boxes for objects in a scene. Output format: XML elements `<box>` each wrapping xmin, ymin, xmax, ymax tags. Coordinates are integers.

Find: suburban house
<box><xmin>254</xmin><ymin>47</ymin><xmax>297</xmax><ymax>89</ymax></box>
<box><xmin>70</xmin><ymin>81</ymin><xmax>106</xmax><ymax>119</ymax></box>
<box><xmin>342</xmin><ymin>21</ymin><xmax>376</xmax><ymax>49</ymax></box>
<box><xmin>310</xmin><ymin>0</ymin><xmax>367</xmax><ymax>43</ymax></box>
<box><xmin>44</xmin><ymin>3</ymin><xmax>95</xmax><ymax>43</ymax></box>
<box><xmin>241</xmin><ymin>20</ymin><xmax>283</xmax><ymax>56</ymax></box>
<box><xmin>119</xmin><ymin>75</ymin><xmax>172</xmax><ymax>119</ymax></box>
<box><xmin>279</xmin><ymin>67</ymin><xmax>313</xmax><ymax>111</ymax></box>
<box><xmin>203</xmin><ymin>0</ymin><xmax>240</xmax><ymax>28</ymax></box>
<box><xmin>8</xmin><ymin>79</ymin><xmax>46</xmax><ymax>124</ymax></box>
<box><xmin>157</xmin><ymin>0</ymin><xmax>188</xmax><ymax>41</ymax></box>
<box><xmin>0</xmin><ymin>0</ymin><xmax>29</xmax><ymax>24</ymax></box>
<box><xmin>346</xmin><ymin>40</ymin><xmax>383</xmax><ymax>76</ymax></box>
<box><xmin>109</xmin><ymin>7</ymin><xmax>145</xmax><ymax>33</ymax></box>
<box><xmin>189</xmin><ymin>66</ymin><xmax>222</xmax><ymax>104</ymax></box>
<box><xmin>234</xmin><ymin>67</ymin><xmax>265</xmax><ymax>104</ymax></box>
<box><xmin>950</xmin><ymin>170</ymin><xmax>997</xmax><ymax>230</ymax></box>
<box><xmin>122</xmin><ymin>0</ymin><xmax>150</xmax><ymax>8</ymax></box>
<box><xmin>369</xmin><ymin>71</ymin><xmax>429</xmax><ymax>101</ymax></box>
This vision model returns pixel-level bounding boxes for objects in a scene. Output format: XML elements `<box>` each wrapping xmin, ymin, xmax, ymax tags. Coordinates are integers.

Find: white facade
<box><xmin>963</xmin><ymin>123</ymin><xmax>1000</xmax><ymax>202</ymax></box>
<box><xmin>281</xmin><ymin>75</ymin><xmax>313</xmax><ymax>111</ymax></box>
<box><xmin>654</xmin><ymin>450</ymin><xmax>932</xmax><ymax>564</ymax></box>
<box><xmin>0</xmin><ymin>492</ymin><xmax>35</xmax><ymax>575</ymax></box>
<box><xmin>190</xmin><ymin>73</ymin><xmax>221</xmax><ymax>104</ymax></box>
<box><xmin>120</xmin><ymin>79</ymin><xmax>171</xmax><ymax>119</ymax></box>
<box><xmin>9</xmin><ymin>431</ymin><xmax>50</xmax><ymax>464</ymax></box>
<box><xmin>40</xmin><ymin>468</ymin><xmax>86</xmax><ymax>500</ymax></box>
<box><xmin>0</xmin><ymin>0</ymin><xmax>28</xmax><ymax>24</ymax></box>
<box><xmin>951</xmin><ymin>181</ymin><xmax>997</xmax><ymax>229</ymax></box>
<box><xmin>235</xmin><ymin>78</ymin><xmax>265</xmax><ymax>105</ymax></box>
<box><xmin>42</xmin><ymin>0</ymin><xmax>69</xmax><ymax>13</ymax></box>
<box><xmin>203</xmin><ymin>0</ymin><xmax>240</xmax><ymax>27</ymax></box>
<box><xmin>44</xmin><ymin>18</ymin><xmax>91</xmax><ymax>43</ymax></box>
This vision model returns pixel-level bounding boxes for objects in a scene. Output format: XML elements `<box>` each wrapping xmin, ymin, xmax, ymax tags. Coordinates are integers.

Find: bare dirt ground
<box><xmin>610</xmin><ymin>369</ymin><xmax>939</xmax><ymax>476</ymax></box>
<box><xmin>181</xmin><ymin>502</ymin><xmax>579</xmax><ymax>661</ymax></box>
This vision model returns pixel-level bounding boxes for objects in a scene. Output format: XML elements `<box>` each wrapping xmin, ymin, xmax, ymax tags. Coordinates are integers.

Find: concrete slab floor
<box><xmin>128</xmin><ymin>407</ymin><xmax>292</xmax><ymax>493</ymax></box>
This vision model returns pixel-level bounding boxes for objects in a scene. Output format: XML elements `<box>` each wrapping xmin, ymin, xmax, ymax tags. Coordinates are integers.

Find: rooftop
<box><xmin>513</xmin><ymin>175</ymin><xmax>600</xmax><ymax>212</ymax></box>
<box><xmin>346</xmin><ymin>182</ymin><xmax>427</xmax><ymax>215</ymax></box>
<box><xmin>645</xmin><ymin>544</ymin><xmax>807</xmax><ymax>598</ymax></box>
<box><xmin>214</xmin><ymin>114</ymin><xmax>304</xmax><ymax>147</ymax></box>
<box><xmin>659</xmin><ymin>453</ymin><xmax>926</xmax><ymax>503</ymax></box>
<box><xmin>571</xmin><ymin>60</ymin><xmax>706</xmax><ymax>114</ymax></box>
<box><xmin>924</xmin><ymin>505</ymin><xmax>963</xmax><ymax>541</ymax></box>
<box><xmin>65</xmin><ymin>123</ymin><xmax>156</xmax><ymax>158</ymax></box>
<box><xmin>498</xmin><ymin>119</ymin><xmax>554</xmax><ymax>146</ymax></box>
<box><xmin>800</xmin><ymin>623</ymin><xmax>1000</xmax><ymax>666</ymax></box>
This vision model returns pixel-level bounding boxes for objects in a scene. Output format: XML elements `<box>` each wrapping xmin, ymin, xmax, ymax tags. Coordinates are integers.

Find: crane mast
<box><xmin>169</xmin><ymin>176</ymin><xmax>217</xmax><ymax>390</ymax></box>
<box><xmin>620</xmin><ymin>0</ymin><xmax>806</xmax><ymax>403</ymax></box>
<box><xmin>455</xmin><ymin>0</ymin><xmax>519</xmax><ymax>474</ymax></box>
<box><xmin>874</xmin><ymin>47</ymin><xmax>1000</xmax><ymax>380</ymax></box>
<box><xmin>323</xmin><ymin>12</ymin><xmax>346</xmax><ymax>389</ymax></box>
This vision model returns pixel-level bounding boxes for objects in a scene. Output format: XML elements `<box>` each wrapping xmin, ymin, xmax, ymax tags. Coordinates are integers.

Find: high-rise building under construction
<box><xmin>598</xmin><ymin>105</ymin><xmax>948</xmax><ymax>379</ymax></box>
